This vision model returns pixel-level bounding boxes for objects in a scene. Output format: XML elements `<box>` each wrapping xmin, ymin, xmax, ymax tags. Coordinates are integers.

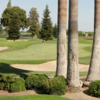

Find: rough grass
<box><xmin>0</xmin><ymin>95</ymin><xmax>73</xmax><ymax>100</ymax></box>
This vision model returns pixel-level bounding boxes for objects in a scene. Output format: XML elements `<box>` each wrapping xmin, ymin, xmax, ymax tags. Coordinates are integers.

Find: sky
<box><xmin>0</xmin><ymin>0</ymin><xmax>94</xmax><ymax>32</ymax></box>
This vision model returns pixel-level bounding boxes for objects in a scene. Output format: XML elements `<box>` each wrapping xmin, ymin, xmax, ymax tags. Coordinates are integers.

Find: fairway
<box><xmin>0</xmin><ymin>38</ymin><xmax>92</xmax><ymax>64</ymax></box>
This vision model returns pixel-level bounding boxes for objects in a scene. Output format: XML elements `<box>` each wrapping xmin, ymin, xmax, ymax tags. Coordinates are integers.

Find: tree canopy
<box><xmin>39</xmin><ymin>5</ymin><xmax>53</xmax><ymax>41</ymax></box>
<box><xmin>7</xmin><ymin>0</ymin><xmax>11</xmax><ymax>8</ymax></box>
<box><xmin>1</xmin><ymin>6</ymin><xmax>28</xmax><ymax>30</ymax></box>
<box><xmin>28</xmin><ymin>7</ymin><xmax>40</xmax><ymax>36</ymax></box>
<box><xmin>8</xmin><ymin>13</ymin><xmax>20</xmax><ymax>40</ymax></box>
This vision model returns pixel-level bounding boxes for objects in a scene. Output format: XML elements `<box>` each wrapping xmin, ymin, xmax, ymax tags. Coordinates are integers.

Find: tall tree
<box><xmin>39</xmin><ymin>5</ymin><xmax>53</xmax><ymax>41</ymax></box>
<box><xmin>28</xmin><ymin>8</ymin><xmax>40</xmax><ymax>36</ymax></box>
<box><xmin>67</xmin><ymin>0</ymin><xmax>81</xmax><ymax>92</ymax></box>
<box><xmin>2</xmin><ymin>6</ymin><xmax>27</xmax><ymax>30</ymax></box>
<box><xmin>8</xmin><ymin>13</ymin><xmax>20</xmax><ymax>40</ymax></box>
<box><xmin>86</xmin><ymin>0</ymin><xmax>100</xmax><ymax>82</ymax></box>
<box><xmin>7</xmin><ymin>0</ymin><xmax>11</xmax><ymax>8</ymax></box>
<box><xmin>53</xmin><ymin>24</ymin><xmax>57</xmax><ymax>38</ymax></box>
<box><xmin>56</xmin><ymin>0</ymin><xmax>67</xmax><ymax>78</ymax></box>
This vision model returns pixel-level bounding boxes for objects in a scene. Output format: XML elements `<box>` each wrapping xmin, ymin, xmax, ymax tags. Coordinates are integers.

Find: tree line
<box><xmin>1</xmin><ymin>0</ymin><xmax>57</xmax><ymax>41</ymax></box>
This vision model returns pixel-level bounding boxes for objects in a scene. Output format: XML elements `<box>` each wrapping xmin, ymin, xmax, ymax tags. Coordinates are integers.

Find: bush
<box><xmin>0</xmin><ymin>75</ymin><xmax>14</xmax><ymax>90</ymax></box>
<box><xmin>42</xmin><ymin>76</ymin><xmax>67</xmax><ymax>95</ymax></box>
<box><xmin>10</xmin><ymin>78</ymin><xmax>26</xmax><ymax>92</ymax></box>
<box><xmin>88</xmin><ymin>32</ymin><xmax>93</xmax><ymax>36</ymax></box>
<box><xmin>25</xmin><ymin>74</ymin><xmax>48</xmax><ymax>90</ymax></box>
<box><xmin>89</xmin><ymin>80</ymin><xmax>100</xmax><ymax>97</ymax></box>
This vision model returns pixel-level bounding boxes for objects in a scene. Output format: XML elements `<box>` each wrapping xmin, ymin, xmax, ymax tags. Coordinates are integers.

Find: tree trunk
<box><xmin>56</xmin><ymin>0</ymin><xmax>67</xmax><ymax>78</ymax></box>
<box><xmin>67</xmin><ymin>0</ymin><xmax>81</xmax><ymax>92</ymax></box>
<box><xmin>86</xmin><ymin>0</ymin><xmax>100</xmax><ymax>82</ymax></box>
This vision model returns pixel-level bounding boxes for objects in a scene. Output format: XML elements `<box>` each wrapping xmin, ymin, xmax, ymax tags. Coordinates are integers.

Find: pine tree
<box><xmin>39</xmin><ymin>5</ymin><xmax>53</xmax><ymax>41</ymax></box>
<box><xmin>7</xmin><ymin>0</ymin><xmax>11</xmax><ymax>8</ymax></box>
<box><xmin>53</xmin><ymin>24</ymin><xmax>57</xmax><ymax>38</ymax></box>
<box><xmin>29</xmin><ymin>8</ymin><xmax>40</xmax><ymax>37</ymax></box>
<box><xmin>8</xmin><ymin>13</ymin><xmax>20</xmax><ymax>41</ymax></box>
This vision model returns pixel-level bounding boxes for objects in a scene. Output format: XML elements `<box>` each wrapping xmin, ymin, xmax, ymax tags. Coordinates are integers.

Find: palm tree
<box><xmin>86</xmin><ymin>0</ymin><xmax>100</xmax><ymax>82</ymax></box>
<box><xmin>67</xmin><ymin>0</ymin><xmax>81</xmax><ymax>92</ymax></box>
<box><xmin>56</xmin><ymin>0</ymin><xmax>67</xmax><ymax>78</ymax></box>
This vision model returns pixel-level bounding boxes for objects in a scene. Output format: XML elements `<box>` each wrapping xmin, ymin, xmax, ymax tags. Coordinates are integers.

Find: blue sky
<box><xmin>0</xmin><ymin>0</ymin><xmax>94</xmax><ymax>32</ymax></box>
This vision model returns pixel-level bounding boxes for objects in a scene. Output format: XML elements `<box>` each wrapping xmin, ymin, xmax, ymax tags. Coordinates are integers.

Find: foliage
<box><xmin>10</xmin><ymin>78</ymin><xmax>26</xmax><ymax>92</ymax></box>
<box><xmin>89</xmin><ymin>80</ymin><xmax>100</xmax><ymax>97</ymax></box>
<box><xmin>0</xmin><ymin>25</ymin><xmax>3</xmax><ymax>33</ymax></box>
<box><xmin>0</xmin><ymin>75</ymin><xmax>14</xmax><ymax>90</ymax></box>
<box><xmin>25</xmin><ymin>74</ymin><xmax>48</xmax><ymax>89</ymax></box>
<box><xmin>39</xmin><ymin>5</ymin><xmax>53</xmax><ymax>41</ymax></box>
<box><xmin>42</xmin><ymin>76</ymin><xmax>66</xmax><ymax>95</ymax></box>
<box><xmin>28</xmin><ymin>8</ymin><xmax>40</xmax><ymax>36</ymax></box>
<box><xmin>2</xmin><ymin>6</ymin><xmax>27</xmax><ymax>30</ymax></box>
<box><xmin>7</xmin><ymin>0</ymin><xmax>11</xmax><ymax>8</ymax></box>
<box><xmin>78</xmin><ymin>31</ymin><xmax>85</xmax><ymax>36</ymax></box>
<box><xmin>53</xmin><ymin>24</ymin><xmax>57</xmax><ymax>38</ymax></box>
<box><xmin>88</xmin><ymin>32</ymin><xmax>93</xmax><ymax>36</ymax></box>
<box><xmin>7</xmin><ymin>13</ymin><xmax>20</xmax><ymax>40</ymax></box>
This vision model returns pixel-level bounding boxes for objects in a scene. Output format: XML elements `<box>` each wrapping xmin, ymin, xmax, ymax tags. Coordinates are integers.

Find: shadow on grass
<box><xmin>0</xmin><ymin>63</ymin><xmax>55</xmax><ymax>76</ymax></box>
<box><xmin>0</xmin><ymin>63</ymin><xmax>32</xmax><ymax>75</ymax></box>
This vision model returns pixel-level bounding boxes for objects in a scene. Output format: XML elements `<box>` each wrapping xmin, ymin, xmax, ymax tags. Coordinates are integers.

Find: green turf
<box><xmin>0</xmin><ymin>38</ymin><xmax>93</xmax><ymax>64</ymax></box>
<box><xmin>0</xmin><ymin>95</ymin><xmax>73</xmax><ymax>100</ymax></box>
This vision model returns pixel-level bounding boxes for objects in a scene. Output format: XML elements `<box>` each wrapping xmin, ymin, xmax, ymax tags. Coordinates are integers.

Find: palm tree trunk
<box><xmin>56</xmin><ymin>0</ymin><xmax>67</xmax><ymax>78</ymax></box>
<box><xmin>86</xmin><ymin>0</ymin><xmax>100</xmax><ymax>82</ymax></box>
<box><xmin>67</xmin><ymin>0</ymin><xmax>81</xmax><ymax>92</ymax></box>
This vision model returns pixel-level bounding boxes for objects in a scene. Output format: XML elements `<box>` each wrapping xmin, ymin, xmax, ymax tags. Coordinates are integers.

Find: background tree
<box><xmin>53</xmin><ymin>24</ymin><xmax>57</xmax><ymax>38</ymax></box>
<box><xmin>0</xmin><ymin>26</ymin><xmax>3</xmax><ymax>33</ymax></box>
<box><xmin>28</xmin><ymin>7</ymin><xmax>40</xmax><ymax>37</ymax></box>
<box><xmin>1</xmin><ymin>6</ymin><xmax>27</xmax><ymax>32</ymax></box>
<box><xmin>67</xmin><ymin>0</ymin><xmax>81</xmax><ymax>92</ymax></box>
<box><xmin>39</xmin><ymin>5</ymin><xmax>53</xmax><ymax>41</ymax></box>
<box><xmin>7</xmin><ymin>0</ymin><xmax>11</xmax><ymax>8</ymax></box>
<box><xmin>8</xmin><ymin>13</ymin><xmax>20</xmax><ymax>41</ymax></box>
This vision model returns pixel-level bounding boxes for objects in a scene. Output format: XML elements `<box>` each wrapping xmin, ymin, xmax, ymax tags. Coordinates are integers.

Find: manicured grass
<box><xmin>79</xmin><ymin>71</ymin><xmax>88</xmax><ymax>76</ymax></box>
<box><xmin>0</xmin><ymin>38</ymin><xmax>92</xmax><ymax>64</ymax></box>
<box><xmin>0</xmin><ymin>95</ymin><xmax>73</xmax><ymax>100</ymax></box>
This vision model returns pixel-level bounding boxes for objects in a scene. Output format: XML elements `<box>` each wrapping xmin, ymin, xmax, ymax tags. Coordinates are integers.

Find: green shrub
<box><xmin>0</xmin><ymin>75</ymin><xmax>14</xmax><ymax>90</ymax></box>
<box><xmin>89</xmin><ymin>80</ymin><xmax>100</xmax><ymax>97</ymax></box>
<box><xmin>10</xmin><ymin>78</ymin><xmax>26</xmax><ymax>92</ymax></box>
<box><xmin>25</xmin><ymin>74</ymin><xmax>48</xmax><ymax>89</ymax></box>
<box><xmin>42</xmin><ymin>76</ymin><xmax>67</xmax><ymax>95</ymax></box>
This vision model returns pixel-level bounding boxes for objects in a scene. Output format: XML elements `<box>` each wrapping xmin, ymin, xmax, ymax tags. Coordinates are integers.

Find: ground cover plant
<box><xmin>0</xmin><ymin>95</ymin><xmax>73</xmax><ymax>100</ymax></box>
<box><xmin>0</xmin><ymin>37</ymin><xmax>92</xmax><ymax>64</ymax></box>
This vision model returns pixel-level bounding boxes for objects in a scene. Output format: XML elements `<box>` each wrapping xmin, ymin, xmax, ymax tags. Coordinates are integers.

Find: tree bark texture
<box><xmin>67</xmin><ymin>0</ymin><xmax>81</xmax><ymax>92</ymax></box>
<box><xmin>56</xmin><ymin>0</ymin><xmax>67</xmax><ymax>78</ymax></box>
<box><xmin>86</xmin><ymin>0</ymin><xmax>100</xmax><ymax>82</ymax></box>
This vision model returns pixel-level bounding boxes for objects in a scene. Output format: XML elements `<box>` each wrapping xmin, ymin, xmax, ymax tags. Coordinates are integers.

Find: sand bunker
<box><xmin>0</xmin><ymin>47</ymin><xmax>9</xmax><ymax>51</ymax></box>
<box><xmin>11</xmin><ymin>61</ymin><xmax>89</xmax><ymax>72</ymax></box>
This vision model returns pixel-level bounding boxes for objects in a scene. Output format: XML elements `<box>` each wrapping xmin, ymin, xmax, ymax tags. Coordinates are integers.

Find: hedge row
<box><xmin>0</xmin><ymin>74</ymin><xmax>67</xmax><ymax>95</ymax></box>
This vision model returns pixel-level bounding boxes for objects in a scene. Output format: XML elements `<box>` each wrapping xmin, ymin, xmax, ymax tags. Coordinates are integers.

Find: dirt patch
<box><xmin>0</xmin><ymin>88</ymin><xmax>99</xmax><ymax>100</ymax></box>
<box><xmin>11</xmin><ymin>61</ymin><xmax>89</xmax><ymax>72</ymax></box>
<box><xmin>0</xmin><ymin>47</ymin><xmax>9</xmax><ymax>51</ymax></box>
<box><xmin>63</xmin><ymin>88</ymin><xmax>100</xmax><ymax>100</ymax></box>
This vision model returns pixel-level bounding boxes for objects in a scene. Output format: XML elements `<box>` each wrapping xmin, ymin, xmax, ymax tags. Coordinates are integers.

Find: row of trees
<box><xmin>1</xmin><ymin>0</ymin><xmax>57</xmax><ymax>40</ymax></box>
<box><xmin>56</xmin><ymin>0</ymin><xmax>100</xmax><ymax>93</ymax></box>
